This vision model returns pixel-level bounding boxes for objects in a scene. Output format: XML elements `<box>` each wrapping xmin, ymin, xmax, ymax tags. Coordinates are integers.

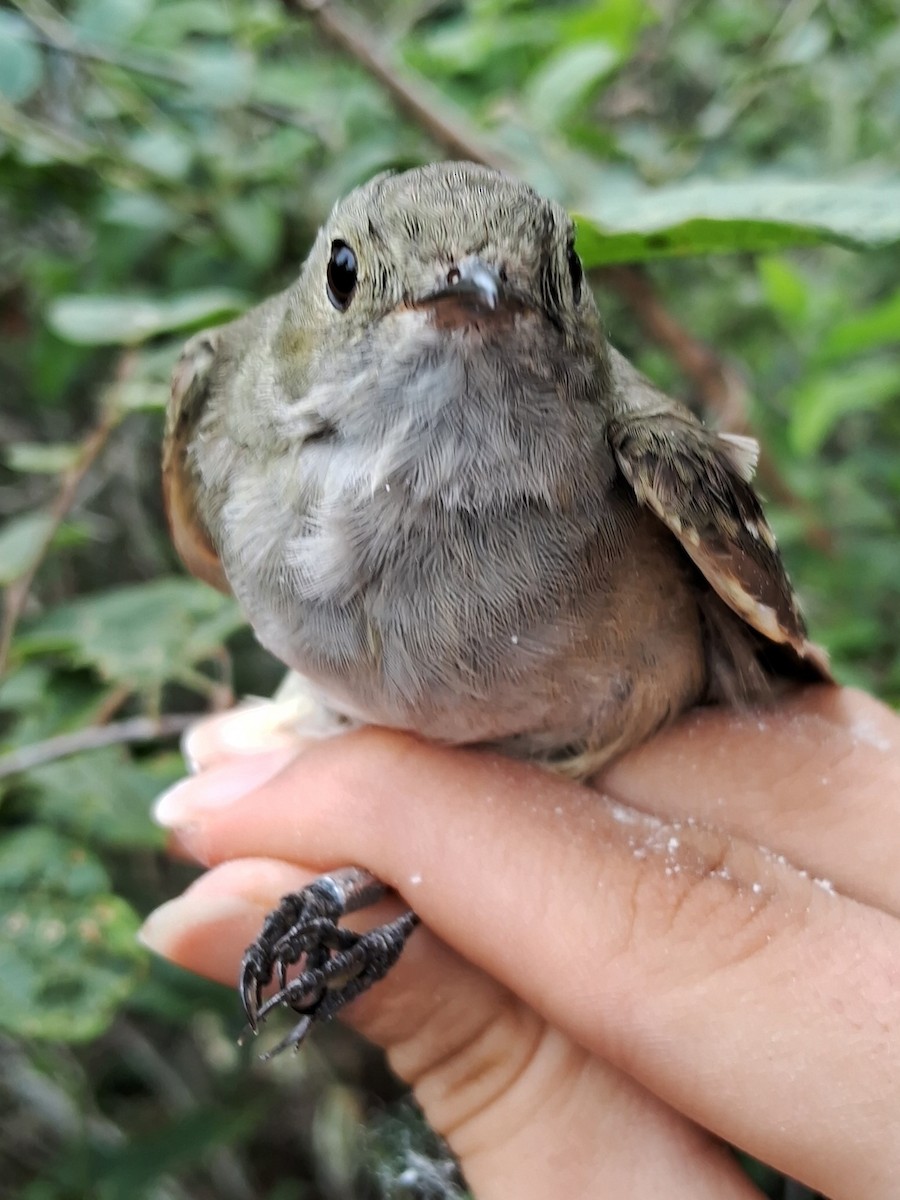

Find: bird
<box><xmin>163</xmin><ymin>161</ymin><xmax>829</xmax><ymax>1053</ymax></box>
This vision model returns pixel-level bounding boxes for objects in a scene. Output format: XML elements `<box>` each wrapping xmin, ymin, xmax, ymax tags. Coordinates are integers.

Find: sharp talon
<box><xmin>260</xmin><ymin>1015</ymin><xmax>314</xmax><ymax>1061</ymax></box>
<box><xmin>239</xmin><ymin>968</ymin><xmax>262</xmax><ymax>1029</ymax></box>
<box><xmin>240</xmin><ymin>954</ymin><xmax>269</xmax><ymax>1034</ymax></box>
<box><xmin>256</xmin><ymin>981</ymin><xmax>317</xmax><ymax>1024</ymax></box>
<box><xmin>237</xmin><ymin>871</ymin><xmax>417</xmax><ymax>1051</ymax></box>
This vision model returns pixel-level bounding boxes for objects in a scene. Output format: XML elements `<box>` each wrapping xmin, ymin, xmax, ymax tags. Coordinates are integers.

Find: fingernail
<box><xmin>182</xmin><ymin>698</ymin><xmax>311</xmax><ymax>772</ymax></box>
<box><xmin>153</xmin><ymin>747</ymin><xmax>298</xmax><ymax>828</ymax></box>
<box><xmin>138</xmin><ymin>892</ymin><xmax>258</xmax><ymax>957</ymax></box>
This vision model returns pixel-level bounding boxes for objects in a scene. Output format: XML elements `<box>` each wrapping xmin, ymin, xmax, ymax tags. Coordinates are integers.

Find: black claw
<box><xmin>239</xmin><ymin>959</ymin><xmax>263</xmax><ymax>1030</ymax></box>
<box><xmin>236</xmin><ymin>870</ymin><xmax>419</xmax><ymax>1057</ymax></box>
<box><xmin>260</xmin><ymin>1016</ymin><xmax>314</xmax><ymax>1061</ymax></box>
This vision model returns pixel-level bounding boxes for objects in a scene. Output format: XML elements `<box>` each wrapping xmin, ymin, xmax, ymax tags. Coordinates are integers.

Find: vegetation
<box><xmin>1</xmin><ymin>0</ymin><xmax>898</xmax><ymax>1196</ymax></box>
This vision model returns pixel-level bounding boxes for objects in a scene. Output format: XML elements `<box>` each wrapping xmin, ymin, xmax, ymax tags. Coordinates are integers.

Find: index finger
<box><xmin>601</xmin><ymin>685</ymin><xmax>900</xmax><ymax>913</ymax></box>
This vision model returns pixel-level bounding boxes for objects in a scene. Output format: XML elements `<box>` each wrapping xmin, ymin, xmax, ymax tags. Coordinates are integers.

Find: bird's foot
<box><xmin>239</xmin><ymin>865</ymin><xmax>419</xmax><ymax>1057</ymax></box>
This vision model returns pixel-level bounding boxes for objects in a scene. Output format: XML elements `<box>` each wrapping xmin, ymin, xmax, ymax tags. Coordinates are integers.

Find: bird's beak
<box><xmin>422</xmin><ymin>258</ymin><xmax>505</xmax><ymax>314</ymax></box>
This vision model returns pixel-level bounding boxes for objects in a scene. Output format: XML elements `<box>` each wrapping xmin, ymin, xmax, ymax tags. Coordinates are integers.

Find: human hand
<box><xmin>140</xmin><ymin>686</ymin><xmax>900</xmax><ymax>1199</ymax></box>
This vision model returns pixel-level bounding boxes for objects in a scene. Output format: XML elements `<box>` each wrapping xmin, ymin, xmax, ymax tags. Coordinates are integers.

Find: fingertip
<box><xmin>139</xmin><ymin>892</ymin><xmax>260</xmax><ymax>974</ymax></box>
<box><xmin>181</xmin><ymin>698</ymin><xmax>312</xmax><ymax>772</ymax></box>
<box><xmin>152</xmin><ymin>748</ymin><xmax>300</xmax><ymax>829</ymax></box>
<box><xmin>138</xmin><ymin>859</ymin><xmax>314</xmax><ymax>983</ymax></box>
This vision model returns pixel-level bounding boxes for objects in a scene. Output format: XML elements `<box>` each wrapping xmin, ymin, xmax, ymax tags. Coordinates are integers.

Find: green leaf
<box><xmin>71</xmin><ymin>0</ymin><xmax>151</xmax><ymax>40</ymax></box>
<box><xmin>560</xmin><ymin>0</ymin><xmax>654</xmax><ymax>53</ymax></box>
<box><xmin>574</xmin><ymin>181</ymin><xmax>900</xmax><ymax>263</ymax></box>
<box><xmin>183</xmin><ymin>46</ymin><xmax>254</xmax><ymax>108</ymax></box>
<box><xmin>109</xmin><ymin>380</ymin><xmax>168</xmax><ymax>411</ymax></box>
<box><xmin>0</xmin><ymin>826</ymin><xmax>111</xmax><ymax>897</ymax></box>
<box><xmin>17</xmin><ymin>577</ymin><xmax>244</xmax><ymax>689</ymax></box>
<box><xmin>819</xmin><ymin>288</ymin><xmax>900</xmax><ymax>362</ymax></box>
<box><xmin>218</xmin><ymin>195</ymin><xmax>282</xmax><ymax>269</ymax></box>
<box><xmin>106</xmin><ymin>341</ymin><xmax>183</xmax><ymax>411</ymax></box>
<box><xmin>0</xmin><ymin>14</ymin><xmax>43</xmax><ymax>103</ymax></box>
<box><xmin>101</xmin><ymin>190</ymin><xmax>180</xmax><ymax>233</ymax></box>
<box><xmin>525</xmin><ymin>40</ymin><xmax>621</xmax><ymax>128</ymax></box>
<box><xmin>251</xmin><ymin>61</ymin><xmax>332</xmax><ymax>110</ymax></box>
<box><xmin>127</xmin><ymin>128</ymin><xmax>193</xmax><ymax>181</ymax></box>
<box><xmin>0</xmin><ymin>513</ymin><xmax>54</xmax><ymax>584</ymax></box>
<box><xmin>139</xmin><ymin>0</ymin><xmax>235</xmax><ymax>45</ymax></box>
<box><xmin>46</xmin><ymin>290</ymin><xmax>246</xmax><ymax>346</ymax></box>
<box><xmin>0</xmin><ymin>512</ymin><xmax>84</xmax><ymax>585</ymax></box>
<box><xmin>26</xmin><ymin>748</ymin><xmax>174</xmax><ymax>850</ymax></box>
<box><xmin>4</xmin><ymin>442</ymin><xmax>81</xmax><ymax>474</ymax></box>
<box><xmin>758</xmin><ymin>256</ymin><xmax>810</xmax><ymax>327</ymax></box>
<box><xmin>0</xmin><ymin>828</ymin><xmax>144</xmax><ymax>1041</ymax></box>
<box><xmin>0</xmin><ymin>663</ymin><xmax>53</xmax><ymax>714</ymax></box>
<box><xmin>772</xmin><ymin>16</ymin><xmax>831</xmax><ymax>65</ymax></box>
<box><xmin>412</xmin><ymin>13</ymin><xmax>545</xmax><ymax>74</ymax></box>
<box><xmin>788</xmin><ymin>360</ymin><xmax>900</xmax><ymax>455</ymax></box>
<box><xmin>0</xmin><ymin>667</ymin><xmax>119</xmax><ymax>761</ymax></box>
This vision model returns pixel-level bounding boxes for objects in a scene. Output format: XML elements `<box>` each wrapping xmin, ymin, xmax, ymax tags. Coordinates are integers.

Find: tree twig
<box><xmin>0</xmin><ymin>713</ymin><xmax>195</xmax><ymax>780</ymax></box>
<box><xmin>0</xmin><ymin>353</ymin><xmax>135</xmax><ymax>677</ymax></box>
<box><xmin>13</xmin><ymin>4</ymin><xmax>325</xmax><ymax>139</ymax></box>
<box><xmin>600</xmin><ymin>264</ymin><xmax>752</xmax><ymax>430</ymax></box>
<box><xmin>602</xmin><ymin>264</ymin><xmax>834</xmax><ymax>552</ymax></box>
<box><xmin>283</xmin><ymin>0</ymin><xmax>514</xmax><ymax>170</ymax></box>
<box><xmin>90</xmin><ymin>682</ymin><xmax>135</xmax><ymax>727</ymax></box>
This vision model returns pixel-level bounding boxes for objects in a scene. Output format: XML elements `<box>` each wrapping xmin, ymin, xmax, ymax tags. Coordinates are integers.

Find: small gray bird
<box><xmin>164</xmin><ymin>161</ymin><xmax>829</xmax><ymax>1051</ymax></box>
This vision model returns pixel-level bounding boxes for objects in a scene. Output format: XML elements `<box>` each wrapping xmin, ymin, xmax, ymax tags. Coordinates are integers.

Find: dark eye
<box><xmin>326</xmin><ymin>240</ymin><xmax>358</xmax><ymax>311</ymax></box>
<box><xmin>566</xmin><ymin>241</ymin><xmax>583</xmax><ymax>305</ymax></box>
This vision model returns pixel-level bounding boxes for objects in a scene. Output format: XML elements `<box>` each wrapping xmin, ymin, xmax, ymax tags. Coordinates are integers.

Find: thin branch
<box><xmin>0</xmin><ymin>353</ymin><xmax>135</xmax><ymax>677</ymax></box>
<box><xmin>0</xmin><ymin>95</ymin><xmax>98</xmax><ymax>167</ymax></box>
<box><xmin>0</xmin><ymin>713</ymin><xmax>195</xmax><ymax>780</ymax></box>
<box><xmin>284</xmin><ymin>0</ymin><xmax>515</xmax><ymax>169</ymax></box>
<box><xmin>600</xmin><ymin>265</ymin><xmax>753</xmax><ymax>430</ymax></box>
<box><xmin>13</xmin><ymin>4</ymin><xmax>324</xmax><ymax>138</ymax></box>
<box><xmin>90</xmin><ymin>682</ymin><xmax>135</xmax><ymax>726</ymax></box>
<box><xmin>602</xmin><ymin>264</ymin><xmax>834</xmax><ymax>552</ymax></box>
<box><xmin>175</xmin><ymin>665</ymin><xmax>235</xmax><ymax>711</ymax></box>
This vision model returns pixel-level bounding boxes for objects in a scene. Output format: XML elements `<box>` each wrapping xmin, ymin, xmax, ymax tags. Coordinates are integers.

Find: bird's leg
<box><xmin>239</xmin><ymin>865</ymin><xmax>419</xmax><ymax>1054</ymax></box>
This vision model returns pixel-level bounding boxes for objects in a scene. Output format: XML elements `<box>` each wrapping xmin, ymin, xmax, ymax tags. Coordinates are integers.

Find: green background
<box><xmin>1</xmin><ymin>0</ymin><xmax>898</xmax><ymax>1196</ymax></box>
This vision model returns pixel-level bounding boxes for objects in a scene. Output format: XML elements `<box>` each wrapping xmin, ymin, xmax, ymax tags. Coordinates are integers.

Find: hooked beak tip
<box><xmin>425</xmin><ymin>258</ymin><xmax>503</xmax><ymax>313</ymax></box>
<box><xmin>463</xmin><ymin>262</ymin><xmax>500</xmax><ymax>310</ymax></box>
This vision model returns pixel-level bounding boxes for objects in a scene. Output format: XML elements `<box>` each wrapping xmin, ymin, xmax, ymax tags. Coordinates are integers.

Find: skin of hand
<box><xmin>141</xmin><ymin>684</ymin><xmax>900</xmax><ymax>1200</ymax></box>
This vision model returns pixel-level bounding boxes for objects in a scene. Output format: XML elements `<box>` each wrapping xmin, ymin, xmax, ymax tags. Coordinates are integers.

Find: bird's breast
<box><xmin>197</xmin><ymin>325</ymin><xmax>704</xmax><ymax>754</ymax></box>
<box><xmin>214</xmin><ymin>438</ymin><xmax>703</xmax><ymax>751</ymax></box>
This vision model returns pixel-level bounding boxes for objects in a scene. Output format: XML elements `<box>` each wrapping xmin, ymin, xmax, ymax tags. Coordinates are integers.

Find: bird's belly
<box><xmin>236</xmin><ymin>490</ymin><xmax>708</xmax><ymax>763</ymax></box>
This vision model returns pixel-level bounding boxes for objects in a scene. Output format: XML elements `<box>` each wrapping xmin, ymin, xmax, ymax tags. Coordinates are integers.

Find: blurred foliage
<box><xmin>0</xmin><ymin>0</ymin><xmax>898</xmax><ymax>1196</ymax></box>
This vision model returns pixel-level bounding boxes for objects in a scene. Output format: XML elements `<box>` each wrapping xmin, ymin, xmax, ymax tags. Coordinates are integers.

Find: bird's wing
<box><xmin>607</xmin><ymin>354</ymin><xmax>829</xmax><ymax>678</ymax></box>
<box><xmin>163</xmin><ymin>328</ymin><xmax>231</xmax><ymax>594</ymax></box>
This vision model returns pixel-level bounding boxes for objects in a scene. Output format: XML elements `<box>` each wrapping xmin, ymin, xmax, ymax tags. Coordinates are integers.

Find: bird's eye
<box><xmin>566</xmin><ymin>241</ymin><xmax>583</xmax><ymax>305</ymax></box>
<box><xmin>326</xmin><ymin>240</ymin><xmax>358</xmax><ymax>311</ymax></box>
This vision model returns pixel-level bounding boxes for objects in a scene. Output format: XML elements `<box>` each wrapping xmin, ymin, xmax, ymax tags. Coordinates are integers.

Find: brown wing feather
<box><xmin>610</xmin><ymin>411</ymin><xmax>830</xmax><ymax>679</ymax></box>
<box><xmin>163</xmin><ymin>330</ymin><xmax>231</xmax><ymax>595</ymax></box>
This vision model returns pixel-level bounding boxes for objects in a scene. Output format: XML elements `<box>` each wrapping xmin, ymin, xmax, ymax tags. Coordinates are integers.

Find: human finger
<box><xmin>180</xmin><ymin>698</ymin><xmax>314</xmax><ymax>773</ymax></box>
<box><xmin>153</xmin><ymin>728</ymin><xmax>900</xmax><ymax>1198</ymax></box>
<box><xmin>601</xmin><ymin>685</ymin><xmax>900</xmax><ymax>914</ymax></box>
